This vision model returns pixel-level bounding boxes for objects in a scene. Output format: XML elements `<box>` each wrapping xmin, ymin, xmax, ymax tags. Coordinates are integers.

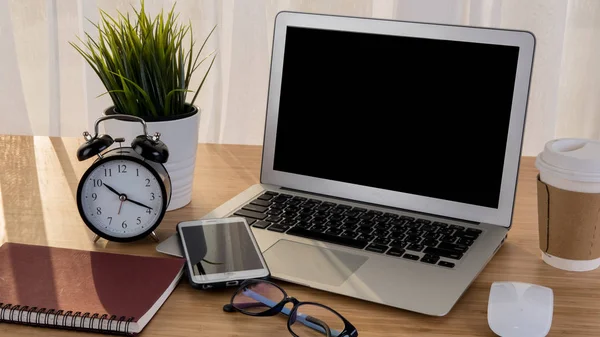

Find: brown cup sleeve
<box><xmin>537</xmin><ymin>175</ymin><xmax>600</xmax><ymax>260</ymax></box>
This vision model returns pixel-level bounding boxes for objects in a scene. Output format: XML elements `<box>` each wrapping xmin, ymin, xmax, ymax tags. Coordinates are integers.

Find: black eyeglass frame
<box><xmin>224</xmin><ymin>279</ymin><xmax>358</xmax><ymax>337</ymax></box>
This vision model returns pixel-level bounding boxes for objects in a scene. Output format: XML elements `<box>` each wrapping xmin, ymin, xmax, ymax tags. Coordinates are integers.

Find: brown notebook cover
<box><xmin>0</xmin><ymin>242</ymin><xmax>184</xmax><ymax>335</ymax></box>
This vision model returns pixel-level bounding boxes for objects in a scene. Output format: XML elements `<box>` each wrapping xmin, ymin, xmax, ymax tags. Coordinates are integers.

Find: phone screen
<box><xmin>180</xmin><ymin>221</ymin><xmax>265</xmax><ymax>276</ymax></box>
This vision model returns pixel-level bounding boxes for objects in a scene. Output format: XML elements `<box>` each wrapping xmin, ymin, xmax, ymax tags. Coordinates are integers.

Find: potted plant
<box><xmin>71</xmin><ymin>0</ymin><xmax>215</xmax><ymax>211</ymax></box>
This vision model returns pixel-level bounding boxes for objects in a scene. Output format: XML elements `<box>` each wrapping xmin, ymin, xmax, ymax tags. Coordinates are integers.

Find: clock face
<box><xmin>78</xmin><ymin>157</ymin><xmax>166</xmax><ymax>239</ymax></box>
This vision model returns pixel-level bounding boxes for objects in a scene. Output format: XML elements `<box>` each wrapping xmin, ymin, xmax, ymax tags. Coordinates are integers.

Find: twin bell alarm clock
<box><xmin>76</xmin><ymin>115</ymin><xmax>172</xmax><ymax>243</ymax></box>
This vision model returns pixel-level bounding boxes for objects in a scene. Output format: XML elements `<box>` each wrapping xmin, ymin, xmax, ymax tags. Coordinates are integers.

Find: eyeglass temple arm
<box><xmin>242</xmin><ymin>289</ymin><xmax>341</xmax><ymax>336</ymax></box>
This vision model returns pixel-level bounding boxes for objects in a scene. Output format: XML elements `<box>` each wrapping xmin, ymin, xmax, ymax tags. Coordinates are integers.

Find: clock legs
<box><xmin>91</xmin><ymin>232</ymin><xmax>159</xmax><ymax>242</ymax></box>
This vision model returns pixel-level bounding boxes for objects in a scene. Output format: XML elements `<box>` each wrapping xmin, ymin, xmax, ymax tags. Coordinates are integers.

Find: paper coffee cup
<box><xmin>536</xmin><ymin>138</ymin><xmax>600</xmax><ymax>271</ymax></box>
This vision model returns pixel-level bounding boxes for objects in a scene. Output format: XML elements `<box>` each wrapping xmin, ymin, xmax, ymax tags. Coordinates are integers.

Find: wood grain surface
<box><xmin>0</xmin><ymin>135</ymin><xmax>598</xmax><ymax>336</ymax></box>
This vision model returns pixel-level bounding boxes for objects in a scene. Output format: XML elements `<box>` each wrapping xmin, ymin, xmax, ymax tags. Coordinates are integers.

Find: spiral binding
<box><xmin>0</xmin><ymin>302</ymin><xmax>135</xmax><ymax>335</ymax></box>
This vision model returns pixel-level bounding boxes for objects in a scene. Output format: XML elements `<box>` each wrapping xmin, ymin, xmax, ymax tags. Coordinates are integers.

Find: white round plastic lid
<box><xmin>536</xmin><ymin>138</ymin><xmax>600</xmax><ymax>182</ymax></box>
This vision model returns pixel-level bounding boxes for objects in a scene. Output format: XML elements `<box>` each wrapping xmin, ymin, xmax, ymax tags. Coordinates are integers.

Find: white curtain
<box><xmin>1</xmin><ymin>0</ymin><xmax>600</xmax><ymax>156</ymax></box>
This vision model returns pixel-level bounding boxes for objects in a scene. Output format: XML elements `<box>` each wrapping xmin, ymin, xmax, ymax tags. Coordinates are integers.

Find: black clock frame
<box><xmin>76</xmin><ymin>149</ymin><xmax>170</xmax><ymax>242</ymax></box>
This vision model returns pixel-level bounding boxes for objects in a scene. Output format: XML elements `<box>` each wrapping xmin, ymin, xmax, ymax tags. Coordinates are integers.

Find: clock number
<box><xmin>150</xmin><ymin>192</ymin><xmax>155</xmax><ymax>201</ymax></box>
<box><xmin>118</xmin><ymin>164</ymin><xmax>127</xmax><ymax>173</ymax></box>
<box><xmin>145</xmin><ymin>179</ymin><xmax>150</xmax><ymax>187</ymax></box>
<box><xmin>93</xmin><ymin>179</ymin><xmax>103</xmax><ymax>187</ymax></box>
<box><xmin>136</xmin><ymin>217</ymin><xmax>141</xmax><ymax>225</ymax></box>
<box><xmin>136</xmin><ymin>168</ymin><xmax>139</xmax><ymax>176</ymax></box>
<box><xmin>91</xmin><ymin>193</ymin><xmax>97</xmax><ymax>200</ymax></box>
<box><xmin>96</xmin><ymin>207</ymin><xmax>102</xmax><ymax>215</ymax></box>
<box><xmin>104</xmin><ymin>168</ymin><xmax>112</xmax><ymax>177</ymax></box>
<box><xmin>107</xmin><ymin>216</ymin><xmax>112</xmax><ymax>224</ymax></box>
<box><xmin>146</xmin><ymin>208</ymin><xmax>152</xmax><ymax>214</ymax></box>
<box><xmin>122</xmin><ymin>221</ymin><xmax>127</xmax><ymax>229</ymax></box>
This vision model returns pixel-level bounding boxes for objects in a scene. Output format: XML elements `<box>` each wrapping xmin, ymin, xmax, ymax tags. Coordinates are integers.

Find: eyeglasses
<box><xmin>223</xmin><ymin>279</ymin><xmax>358</xmax><ymax>337</ymax></box>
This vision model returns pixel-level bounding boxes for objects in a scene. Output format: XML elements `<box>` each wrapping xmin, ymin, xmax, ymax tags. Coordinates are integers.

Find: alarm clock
<box><xmin>76</xmin><ymin>115</ymin><xmax>172</xmax><ymax>243</ymax></box>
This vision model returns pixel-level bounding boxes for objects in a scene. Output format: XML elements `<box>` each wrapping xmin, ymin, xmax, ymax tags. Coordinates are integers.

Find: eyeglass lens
<box><xmin>290</xmin><ymin>303</ymin><xmax>345</xmax><ymax>337</ymax></box>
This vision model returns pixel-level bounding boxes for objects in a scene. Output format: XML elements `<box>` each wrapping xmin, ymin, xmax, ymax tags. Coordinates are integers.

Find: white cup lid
<box><xmin>536</xmin><ymin>138</ymin><xmax>600</xmax><ymax>182</ymax></box>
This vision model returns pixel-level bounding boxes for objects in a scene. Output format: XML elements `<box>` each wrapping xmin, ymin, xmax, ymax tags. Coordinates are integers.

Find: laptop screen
<box><xmin>272</xmin><ymin>26</ymin><xmax>520</xmax><ymax>209</ymax></box>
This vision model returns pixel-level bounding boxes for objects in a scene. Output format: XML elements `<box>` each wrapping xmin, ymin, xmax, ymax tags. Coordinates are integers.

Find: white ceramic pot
<box><xmin>103</xmin><ymin>106</ymin><xmax>200</xmax><ymax>211</ymax></box>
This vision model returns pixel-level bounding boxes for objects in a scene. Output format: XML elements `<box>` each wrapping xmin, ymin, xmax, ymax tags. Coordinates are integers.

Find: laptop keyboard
<box><xmin>233</xmin><ymin>191</ymin><xmax>483</xmax><ymax>269</ymax></box>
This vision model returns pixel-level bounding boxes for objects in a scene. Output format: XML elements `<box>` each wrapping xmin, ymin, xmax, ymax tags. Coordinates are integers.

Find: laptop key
<box><xmin>458</xmin><ymin>238</ymin><xmax>474</xmax><ymax>246</ymax></box>
<box><xmin>344</xmin><ymin>210</ymin><xmax>360</xmax><ymax>218</ymax></box>
<box><xmin>326</xmin><ymin>228</ymin><xmax>343</xmax><ymax>236</ymax></box>
<box><xmin>286</xmin><ymin>200</ymin><xmax>302</xmax><ymax>207</ymax></box>
<box><xmin>438</xmin><ymin>261</ymin><xmax>456</xmax><ymax>268</ymax></box>
<box><xmin>402</xmin><ymin>254</ymin><xmax>420</xmax><ymax>260</ymax></box>
<box><xmin>251</xmin><ymin>199</ymin><xmax>271</xmax><ymax>207</ymax></box>
<box><xmin>268</xmin><ymin>224</ymin><xmax>289</xmax><ymax>233</ymax></box>
<box><xmin>358</xmin><ymin>220</ymin><xmax>375</xmax><ymax>228</ymax></box>
<box><xmin>297</xmin><ymin>221</ymin><xmax>313</xmax><ymax>229</ymax></box>
<box><xmin>340</xmin><ymin>231</ymin><xmax>358</xmax><ymax>239</ymax></box>
<box><xmin>405</xmin><ymin>235</ymin><xmax>422</xmax><ymax>244</ymax></box>
<box><xmin>373</xmin><ymin>229</ymin><xmax>390</xmax><ymax>237</ymax></box>
<box><xmin>234</xmin><ymin>209</ymin><xmax>267</xmax><ymax>220</ymax></box>
<box><xmin>357</xmin><ymin>234</ymin><xmax>375</xmax><ymax>242</ymax></box>
<box><xmin>272</xmin><ymin>196</ymin><xmax>288</xmax><ymax>203</ymax></box>
<box><xmin>265</xmin><ymin>215</ymin><xmax>282</xmax><ymax>223</ymax></box>
<box><xmin>253</xmin><ymin>221</ymin><xmax>271</xmax><ymax>229</ymax></box>
<box><xmin>386</xmin><ymin>247</ymin><xmax>405</xmax><ymax>257</ymax></box>
<box><xmin>286</xmin><ymin>227</ymin><xmax>369</xmax><ymax>249</ymax></box>
<box><xmin>466</xmin><ymin>228</ymin><xmax>482</xmax><ymax>234</ymax></box>
<box><xmin>310</xmin><ymin>225</ymin><xmax>328</xmax><ymax>233</ymax></box>
<box><xmin>292</xmin><ymin>196</ymin><xmax>307</xmax><ymax>201</ymax></box>
<box><xmin>391</xmin><ymin>240</ymin><xmax>408</xmax><ymax>249</ymax></box>
<box><xmin>358</xmin><ymin>227</ymin><xmax>373</xmax><ymax>234</ymax></box>
<box><xmin>336</xmin><ymin>204</ymin><xmax>352</xmax><ymax>210</ymax></box>
<box><xmin>423</xmin><ymin>247</ymin><xmax>463</xmax><ymax>260</ymax></box>
<box><xmin>385</xmin><ymin>213</ymin><xmax>399</xmax><ymax>219</ymax></box>
<box><xmin>280</xmin><ymin>193</ymin><xmax>293</xmax><ymax>198</ymax></box>
<box><xmin>264</xmin><ymin>191</ymin><xmax>279</xmax><ymax>196</ymax></box>
<box><xmin>449</xmin><ymin>224</ymin><xmax>465</xmax><ymax>231</ymax></box>
<box><xmin>441</xmin><ymin>235</ymin><xmax>457</xmax><ymax>243</ymax></box>
<box><xmin>373</xmin><ymin>237</ymin><xmax>391</xmax><ymax>245</ymax></box>
<box><xmin>344</xmin><ymin>218</ymin><xmax>360</xmax><ymax>225</ymax></box>
<box><xmin>422</xmin><ymin>239</ymin><xmax>439</xmax><ymax>247</ymax></box>
<box><xmin>270</xmin><ymin>203</ymin><xmax>286</xmax><ymax>210</ymax></box>
<box><xmin>438</xmin><ymin>242</ymin><xmax>468</xmax><ymax>253</ymax></box>
<box><xmin>365</xmin><ymin>243</ymin><xmax>389</xmax><ymax>253</ymax></box>
<box><xmin>359</xmin><ymin>213</ymin><xmax>374</xmax><ymax>221</ymax></box>
<box><xmin>280</xmin><ymin>218</ymin><xmax>297</xmax><ymax>226</ymax></box>
<box><xmin>400</xmin><ymin>215</ymin><xmax>415</xmax><ymax>221</ymax></box>
<box><xmin>331</xmin><ymin>208</ymin><xmax>346</xmax><ymax>215</ymax></box>
<box><xmin>433</xmin><ymin>221</ymin><xmax>448</xmax><ymax>228</ymax></box>
<box><xmin>329</xmin><ymin>214</ymin><xmax>344</xmax><ymax>221</ymax></box>
<box><xmin>266</xmin><ymin>209</ymin><xmax>282</xmax><ymax>215</ymax></box>
<box><xmin>455</xmin><ymin>232</ymin><xmax>479</xmax><ymax>240</ymax></box>
<box><xmin>415</xmin><ymin>219</ymin><xmax>431</xmax><ymax>225</ymax></box>
<box><xmin>258</xmin><ymin>194</ymin><xmax>274</xmax><ymax>201</ymax></box>
<box><xmin>407</xmin><ymin>243</ymin><xmax>424</xmax><ymax>252</ymax></box>
<box><xmin>316</xmin><ymin>204</ymin><xmax>331</xmax><ymax>212</ymax></box>
<box><xmin>285</xmin><ymin>206</ymin><xmax>300</xmax><ymax>213</ymax></box>
<box><xmin>353</xmin><ymin>207</ymin><xmax>367</xmax><ymax>212</ymax></box>
<box><xmin>421</xmin><ymin>254</ymin><xmax>440</xmax><ymax>264</ymax></box>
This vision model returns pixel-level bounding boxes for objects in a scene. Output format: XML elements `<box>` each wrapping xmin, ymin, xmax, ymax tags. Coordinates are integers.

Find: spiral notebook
<box><xmin>0</xmin><ymin>242</ymin><xmax>185</xmax><ymax>335</ymax></box>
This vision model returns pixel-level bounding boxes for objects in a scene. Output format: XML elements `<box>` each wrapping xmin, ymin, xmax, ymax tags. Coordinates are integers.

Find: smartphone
<box><xmin>177</xmin><ymin>217</ymin><xmax>270</xmax><ymax>289</ymax></box>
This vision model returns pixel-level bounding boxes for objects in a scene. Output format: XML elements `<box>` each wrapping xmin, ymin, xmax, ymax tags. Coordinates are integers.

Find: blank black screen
<box><xmin>273</xmin><ymin>26</ymin><xmax>519</xmax><ymax>208</ymax></box>
<box><xmin>181</xmin><ymin>222</ymin><xmax>264</xmax><ymax>275</ymax></box>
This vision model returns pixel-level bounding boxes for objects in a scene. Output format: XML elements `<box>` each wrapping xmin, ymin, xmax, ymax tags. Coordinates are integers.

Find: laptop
<box><xmin>157</xmin><ymin>11</ymin><xmax>535</xmax><ymax>316</ymax></box>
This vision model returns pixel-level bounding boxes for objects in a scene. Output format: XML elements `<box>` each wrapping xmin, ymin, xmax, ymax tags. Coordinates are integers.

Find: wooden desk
<box><xmin>0</xmin><ymin>135</ymin><xmax>598</xmax><ymax>337</ymax></box>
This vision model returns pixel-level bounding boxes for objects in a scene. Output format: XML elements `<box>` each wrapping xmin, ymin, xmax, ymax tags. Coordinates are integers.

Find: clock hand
<box><xmin>104</xmin><ymin>184</ymin><xmax>121</xmax><ymax>196</ymax></box>
<box><xmin>126</xmin><ymin>198</ymin><xmax>153</xmax><ymax>210</ymax></box>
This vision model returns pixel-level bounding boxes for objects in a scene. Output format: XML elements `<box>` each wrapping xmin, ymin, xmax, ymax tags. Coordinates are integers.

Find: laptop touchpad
<box><xmin>263</xmin><ymin>240</ymin><xmax>368</xmax><ymax>286</ymax></box>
